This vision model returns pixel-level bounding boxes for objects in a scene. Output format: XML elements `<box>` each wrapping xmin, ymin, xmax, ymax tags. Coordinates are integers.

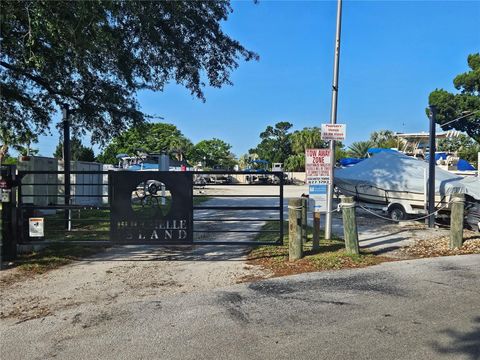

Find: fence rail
<box><xmin>12</xmin><ymin>169</ymin><xmax>284</xmax><ymax>247</ymax></box>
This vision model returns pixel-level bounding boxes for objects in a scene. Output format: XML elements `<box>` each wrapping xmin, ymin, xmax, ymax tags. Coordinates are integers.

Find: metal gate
<box><xmin>8</xmin><ymin>168</ymin><xmax>284</xmax><ymax>249</ymax></box>
<box><xmin>16</xmin><ymin>168</ymin><xmax>111</xmax><ymax>246</ymax></box>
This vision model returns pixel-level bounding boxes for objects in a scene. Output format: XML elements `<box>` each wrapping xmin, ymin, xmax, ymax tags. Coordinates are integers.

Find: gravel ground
<box><xmin>0</xmin><ymin>245</ymin><xmax>270</xmax><ymax>322</ymax></box>
<box><xmin>1</xmin><ymin>185</ymin><xmax>474</xmax><ymax>323</ymax></box>
<box><xmin>1</xmin><ymin>254</ymin><xmax>479</xmax><ymax>360</ymax></box>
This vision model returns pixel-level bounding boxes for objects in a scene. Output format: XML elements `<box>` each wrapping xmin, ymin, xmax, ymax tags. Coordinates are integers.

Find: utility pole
<box><xmin>427</xmin><ymin>105</ymin><xmax>437</xmax><ymax>228</ymax></box>
<box><xmin>325</xmin><ymin>0</ymin><xmax>343</xmax><ymax>240</ymax></box>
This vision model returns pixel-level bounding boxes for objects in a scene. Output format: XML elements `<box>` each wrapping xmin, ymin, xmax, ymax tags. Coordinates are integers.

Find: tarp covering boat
<box><xmin>429</xmin><ymin>152</ymin><xmax>477</xmax><ymax>171</ymax></box>
<box><xmin>339</xmin><ymin>158</ymin><xmax>364</xmax><ymax>167</ymax></box>
<box><xmin>334</xmin><ymin>152</ymin><xmax>480</xmax><ymax>200</ymax></box>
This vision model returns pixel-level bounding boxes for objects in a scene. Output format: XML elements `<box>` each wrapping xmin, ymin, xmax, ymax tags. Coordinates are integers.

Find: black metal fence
<box><xmin>17</xmin><ymin>169</ymin><xmax>111</xmax><ymax>245</ymax></box>
<box><xmin>10</xmin><ymin>169</ymin><xmax>284</xmax><ymax>247</ymax></box>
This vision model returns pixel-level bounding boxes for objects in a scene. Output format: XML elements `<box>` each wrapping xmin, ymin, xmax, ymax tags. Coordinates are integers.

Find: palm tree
<box><xmin>169</xmin><ymin>137</ymin><xmax>193</xmax><ymax>162</ymax></box>
<box><xmin>370</xmin><ymin>130</ymin><xmax>397</xmax><ymax>148</ymax></box>
<box><xmin>238</xmin><ymin>154</ymin><xmax>250</xmax><ymax>170</ymax></box>
<box><xmin>348</xmin><ymin>141</ymin><xmax>373</xmax><ymax>158</ymax></box>
<box><xmin>291</xmin><ymin>127</ymin><xmax>325</xmax><ymax>154</ymax></box>
<box><xmin>0</xmin><ymin>128</ymin><xmax>37</xmax><ymax>164</ymax></box>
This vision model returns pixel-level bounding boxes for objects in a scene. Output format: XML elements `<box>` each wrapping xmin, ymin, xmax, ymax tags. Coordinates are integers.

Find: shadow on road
<box><xmin>361</xmin><ymin>237</ymin><xmax>407</xmax><ymax>249</ymax></box>
<box><xmin>83</xmin><ymin>244</ymin><xmax>252</xmax><ymax>262</ymax></box>
<box><xmin>432</xmin><ymin>316</ymin><xmax>480</xmax><ymax>360</ymax></box>
<box><xmin>358</xmin><ymin>228</ymin><xmax>410</xmax><ymax>242</ymax></box>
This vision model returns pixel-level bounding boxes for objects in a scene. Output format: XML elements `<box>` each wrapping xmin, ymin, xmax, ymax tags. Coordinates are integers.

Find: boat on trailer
<box><xmin>334</xmin><ymin>152</ymin><xmax>480</xmax><ymax>230</ymax></box>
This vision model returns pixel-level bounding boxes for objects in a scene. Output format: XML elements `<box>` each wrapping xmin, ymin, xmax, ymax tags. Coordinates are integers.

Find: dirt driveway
<box><xmin>0</xmin><ymin>245</ymin><xmax>270</xmax><ymax>323</ymax></box>
<box><xmin>0</xmin><ymin>185</ymin><xmax>455</xmax><ymax>324</ymax></box>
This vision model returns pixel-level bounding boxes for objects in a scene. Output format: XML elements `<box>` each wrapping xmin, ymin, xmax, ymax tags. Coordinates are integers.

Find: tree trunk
<box><xmin>0</xmin><ymin>144</ymin><xmax>9</xmax><ymax>164</ymax></box>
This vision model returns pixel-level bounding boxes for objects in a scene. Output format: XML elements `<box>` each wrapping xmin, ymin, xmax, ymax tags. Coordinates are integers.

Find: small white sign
<box><xmin>321</xmin><ymin>124</ymin><xmax>346</xmax><ymax>141</ymax></box>
<box><xmin>305</xmin><ymin>148</ymin><xmax>332</xmax><ymax>185</ymax></box>
<box><xmin>1</xmin><ymin>189</ymin><xmax>11</xmax><ymax>202</ymax></box>
<box><xmin>29</xmin><ymin>218</ymin><xmax>44</xmax><ymax>238</ymax></box>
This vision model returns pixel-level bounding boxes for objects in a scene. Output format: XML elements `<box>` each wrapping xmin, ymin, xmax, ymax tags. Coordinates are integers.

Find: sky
<box><xmin>35</xmin><ymin>0</ymin><xmax>480</xmax><ymax>159</ymax></box>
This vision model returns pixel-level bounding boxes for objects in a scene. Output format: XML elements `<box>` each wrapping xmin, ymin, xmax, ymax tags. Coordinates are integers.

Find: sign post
<box><xmin>325</xmin><ymin>0</ymin><xmax>343</xmax><ymax>240</ymax></box>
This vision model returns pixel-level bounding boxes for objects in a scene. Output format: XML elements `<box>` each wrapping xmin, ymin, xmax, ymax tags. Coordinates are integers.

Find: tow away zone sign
<box><xmin>321</xmin><ymin>124</ymin><xmax>346</xmax><ymax>141</ymax></box>
<box><xmin>305</xmin><ymin>148</ymin><xmax>332</xmax><ymax>184</ymax></box>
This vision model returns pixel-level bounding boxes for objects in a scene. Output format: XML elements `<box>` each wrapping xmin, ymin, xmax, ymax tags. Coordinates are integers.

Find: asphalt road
<box><xmin>2</xmin><ymin>254</ymin><xmax>479</xmax><ymax>360</ymax></box>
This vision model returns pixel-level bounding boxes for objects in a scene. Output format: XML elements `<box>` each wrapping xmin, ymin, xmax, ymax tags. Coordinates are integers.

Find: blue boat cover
<box><xmin>128</xmin><ymin>163</ymin><xmax>160</xmax><ymax>171</ymax></box>
<box><xmin>367</xmin><ymin>148</ymin><xmax>398</xmax><ymax>154</ymax></box>
<box><xmin>425</xmin><ymin>152</ymin><xmax>476</xmax><ymax>171</ymax></box>
<box><xmin>339</xmin><ymin>158</ymin><xmax>364</xmax><ymax>167</ymax></box>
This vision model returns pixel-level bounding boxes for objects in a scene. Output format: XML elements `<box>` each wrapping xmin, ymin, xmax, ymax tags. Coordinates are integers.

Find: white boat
<box><xmin>334</xmin><ymin>152</ymin><xmax>480</xmax><ymax>228</ymax></box>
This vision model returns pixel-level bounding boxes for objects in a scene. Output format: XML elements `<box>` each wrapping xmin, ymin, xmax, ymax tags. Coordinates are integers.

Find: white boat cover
<box><xmin>335</xmin><ymin>152</ymin><xmax>480</xmax><ymax>200</ymax></box>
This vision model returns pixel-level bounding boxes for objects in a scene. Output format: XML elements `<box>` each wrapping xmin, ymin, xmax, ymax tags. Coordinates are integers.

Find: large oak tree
<box><xmin>249</xmin><ymin>122</ymin><xmax>293</xmax><ymax>165</ymax></box>
<box><xmin>190</xmin><ymin>138</ymin><xmax>236</xmax><ymax>169</ymax></box>
<box><xmin>96</xmin><ymin>123</ymin><xmax>193</xmax><ymax>165</ymax></box>
<box><xmin>428</xmin><ymin>53</ymin><xmax>480</xmax><ymax>143</ymax></box>
<box><xmin>0</xmin><ymin>0</ymin><xmax>258</xmax><ymax>148</ymax></box>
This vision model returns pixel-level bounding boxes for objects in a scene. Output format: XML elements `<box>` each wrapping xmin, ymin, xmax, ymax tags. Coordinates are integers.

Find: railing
<box><xmin>17</xmin><ymin>170</ymin><xmax>111</xmax><ymax>244</ymax></box>
<box><xmin>16</xmin><ymin>170</ymin><xmax>284</xmax><ymax>246</ymax></box>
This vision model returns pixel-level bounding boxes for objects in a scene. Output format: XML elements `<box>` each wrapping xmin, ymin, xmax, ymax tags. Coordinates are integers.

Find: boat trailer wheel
<box><xmin>389</xmin><ymin>204</ymin><xmax>406</xmax><ymax>221</ymax></box>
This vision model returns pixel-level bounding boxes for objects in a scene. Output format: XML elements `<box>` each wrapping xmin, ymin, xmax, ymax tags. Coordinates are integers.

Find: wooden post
<box><xmin>340</xmin><ymin>196</ymin><xmax>359</xmax><ymax>255</ymax></box>
<box><xmin>289</xmin><ymin>198</ymin><xmax>303</xmax><ymax>261</ymax></box>
<box><xmin>450</xmin><ymin>194</ymin><xmax>464</xmax><ymax>249</ymax></box>
<box><xmin>312</xmin><ymin>212</ymin><xmax>321</xmax><ymax>251</ymax></box>
<box><xmin>301</xmin><ymin>197</ymin><xmax>308</xmax><ymax>243</ymax></box>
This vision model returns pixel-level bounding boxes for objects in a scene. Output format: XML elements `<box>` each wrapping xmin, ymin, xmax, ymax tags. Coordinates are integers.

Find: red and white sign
<box><xmin>321</xmin><ymin>124</ymin><xmax>346</xmax><ymax>141</ymax></box>
<box><xmin>305</xmin><ymin>148</ymin><xmax>332</xmax><ymax>184</ymax></box>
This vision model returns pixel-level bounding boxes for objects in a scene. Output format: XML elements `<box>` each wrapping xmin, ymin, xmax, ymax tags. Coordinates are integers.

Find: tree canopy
<box><xmin>249</xmin><ymin>124</ymin><xmax>346</xmax><ymax>171</ymax></box>
<box><xmin>437</xmin><ymin>134</ymin><xmax>480</xmax><ymax>166</ymax></box>
<box><xmin>0</xmin><ymin>0</ymin><xmax>258</xmax><ymax>145</ymax></box>
<box><xmin>348</xmin><ymin>141</ymin><xmax>373</xmax><ymax>158</ymax></box>
<box><xmin>369</xmin><ymin>130</ymin><xmax>398</xmax><ymax>149</ymax></box>
<box><xmin>284</xmin><ymin>127</ymin><xmax>325</xmax><ymax>171</ymax></box>
<box><xmin>249</xmin><ymin>122</ymin><xmax>293</xmax><ymax>164</ymax></box>
<box><xmin>428</xmin><ymin>53</ymin><xmax>480</xmax><ymax>143</ymax></box>
<box><xmin>190</xmin><ymin>138</ymin><xmax>236</xmax><ymax>169</ymax></box>
<box><xmin>290</xmin><ymin>127</ymin><xmax>326</xmax><ymax>154</ymax></box>
<box><xmin>0</xmin><ymin>127</ymin><xmax>37</xmax><ymax>164</ymax></box>
<box><xmin>96</xmin><ymin>123</ymin><xmax>193</xmax><ymax>164</ymax></box>
<box><xmin>54</xmin><ymin>138</ymin><xmax>95</xmax><ymax>162</ymax></box>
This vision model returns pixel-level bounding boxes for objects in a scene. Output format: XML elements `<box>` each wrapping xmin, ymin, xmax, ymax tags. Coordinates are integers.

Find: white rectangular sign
<box><xmin>1</xmin><ymin>189</ymin><xmax>11</xmax><ymax>202</ymax></box>
<box><xmin>29</xmin><ymin>218</ymin><xmax>44</xmax><ymax>238</ymax></box>
<box><xmin>321</xmin><ymin>124</ymin><xmax>346</xmax><ymax>141</ymax></box>
<box><xmin>305</xmin><ymin>148</ymin><xmax>332</xmax><ymax>184</ymax></box>
<box><xmin>309</xmin><ymin>184</ymin><xmax>327</xmax><ymax>213</ymax></box>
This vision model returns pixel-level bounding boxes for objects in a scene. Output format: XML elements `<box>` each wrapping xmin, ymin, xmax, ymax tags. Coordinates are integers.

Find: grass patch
<box><xmin>16</xmin><ymin>243</ymin><xmax>107</xmax><ymax>275</ymax></box>
<box><xmin>40</xmin><ymin>209</ymin><xmax>110</xmax><ymax>242</ymax></box>
<box><xmin>247</xmin><ymin>221</ymin><xmax>390</xmax><ymax>277</ymax></box>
